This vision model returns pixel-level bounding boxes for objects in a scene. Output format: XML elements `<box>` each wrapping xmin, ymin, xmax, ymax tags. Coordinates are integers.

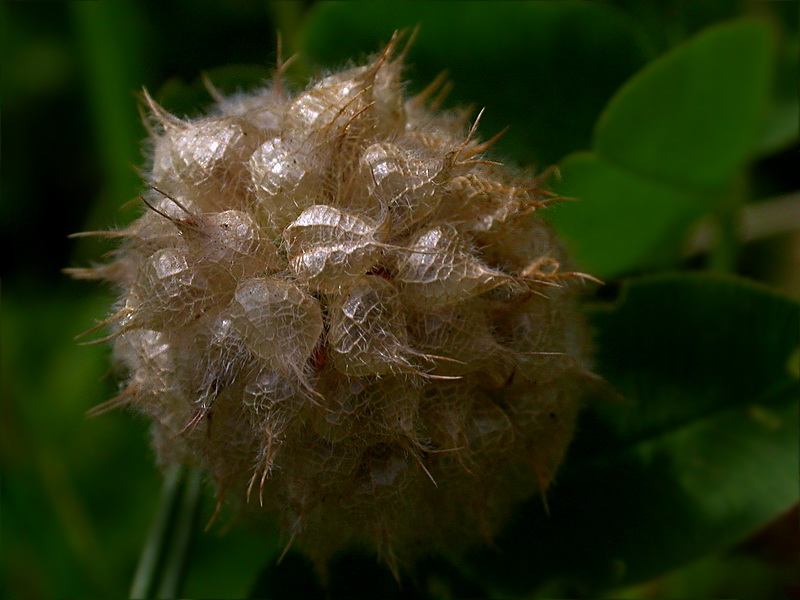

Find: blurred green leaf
<box><xmin>605</xmin><ymin>0</ymin><xmax>745</xmax><ymax>52</ymax></box>
<box><xmin>605</xmin><ymin>546</ymin><xmax>800</xmax><ymax>600</ymax></box>
<box><xmin>298</xmin><ymin>0</ymin><xmax>648</xmax><ymax>165</ymax></box>
<box><xmin>594</xmin><ymin>19</ymin><xmax>773</xmax><ymax>190</ymax></box>
<box><xmin>1</xmin><ymin>285</ymin><xmax>160</xmax><ymax>600</ymax></box>
<box><xmin>583</xmin><ymin>274</ymin><xmax>799</xmax><ymax>451</ymax></box>
<box><xmin>547</xmin><ymin>19</ymin><xmax>775</xmax><ymax>278</ymax></box>
<box><xmin>758</xmin><ymin>27</ymin><xmax>799</xmax><ymax>154</ymax></box>
<box><xmin>546</xmin><ymin>152</ymin><xmax>706</xmax><ymax>278</ymax></box>
<box><xmin>69</xmin><ymin>0</ymin><xmax>149</xmax><ymax>232</ymax></box>
<box><xmin>462</xmin><ymin>274</ymin><xmax>799</xmax><ymax>595</ymax></box>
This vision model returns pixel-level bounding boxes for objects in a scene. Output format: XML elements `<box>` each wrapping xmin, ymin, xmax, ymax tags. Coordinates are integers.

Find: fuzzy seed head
<box><xmin>73</xmin><ymin>34</ymin><xmax>597</xmax><ymax>575</ymax></box>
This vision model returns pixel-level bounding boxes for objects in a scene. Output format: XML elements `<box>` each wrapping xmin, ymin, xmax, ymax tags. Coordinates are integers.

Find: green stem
<box><xmin>129</xmin><ymin>464</ymin><xmax>184</xmax><ymax>599</ymax></box>
<box><xmin>154</xmin><ymin>469</ymin><xmax>204</xmax><ymax>599</ymax></box>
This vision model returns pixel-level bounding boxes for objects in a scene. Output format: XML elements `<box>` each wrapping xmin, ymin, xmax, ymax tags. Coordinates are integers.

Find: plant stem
<box><xmin>154</xmin><ymin>468</ymin><xmax>204</xmax><ymax>599</ymax></box>
<box><xmin>129</xmin><ymin>464</ymin><xmax>184</xmax><ymax>599</ymax></box>
<box><xmin>685</xmin><ymin>191</ymin><xmax>800</xmax><ymax>257</ymax></box>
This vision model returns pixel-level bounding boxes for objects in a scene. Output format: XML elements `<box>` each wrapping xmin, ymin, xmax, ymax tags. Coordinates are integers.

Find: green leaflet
<box><xmin>546</xmin><ymin>152</ymin><xmax>706</xmax><ymax>278</ymax></box>
<box><xmin>594</xmin><ymin>19</ymin><xmax>772</xmax><ymax>191</ymax></box>
<box><xmin>461</xmin><ymin>274</ymin><xmax>800</xmax><ymax>595</ymax></box>
<box><xmin>548</xmin><ymin>19</ymin><xmax>774</xmax><ymax>278</ymax></box>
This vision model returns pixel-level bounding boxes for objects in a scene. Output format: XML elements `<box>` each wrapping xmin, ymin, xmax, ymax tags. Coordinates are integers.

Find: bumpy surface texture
<box><xmin>73</xmin><ymin>37</ymin><xmax>596</xmax><ymax>575</ymax></box>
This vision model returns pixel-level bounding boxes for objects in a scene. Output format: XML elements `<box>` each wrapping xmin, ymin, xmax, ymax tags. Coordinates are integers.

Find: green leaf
<box><xmin>546</xmin><ymin>152</ymin><xmax>707</xmax><ymax>278</ymax></box>
<box><xmin>297</xmin><ymin>0</ymin><xmax>648</xmax><ymax>165</ymax></box>
<box><xmin>607</xmin><ymin>0</ymin><xmax>746</xmax><ymax>53</ymax></box>
<box><xmin>546</xmin><ymin>19</ymin><xmax>776</xmax><ymax>278</ymax></box>
<box><xmin>594</xmin><ymin>19</ymin><xmax>773</xmax><ymax>190</ymax></box>
<box><xmin>758</xmin><ymin>27</ymin><xmax>799</xmax><ymax>154</ymax></box>
<box><xmin>1</xmin><ymin>284</ymin><xmax>159</xmax><ymax>599</ymax></box>
<box><xmin>69</xmin><ymin>0</ymin><xmax>149</xmax><ymax>231</ymax></box>
<box><xmin>585</xmin><ymin>274</ymin><xmax>799</xmax><ymax>447</ymax></box>
<box><xmin>461</xmin><ymin>274</ymin><xmax>800</xmax><ymax>595</ymax></box>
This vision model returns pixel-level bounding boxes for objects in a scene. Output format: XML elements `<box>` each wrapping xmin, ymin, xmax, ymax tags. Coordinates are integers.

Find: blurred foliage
<box><xmin>549</xmin><ymin>19</ymin><xmax>773</xmax><ymax>277</ymax></box>
<box><xmin>462</xmin><ymin>274</ymin><xmax>799</xmax><ymax>596</ymax></box>
<box><xmin>2</xmin><ymin>1</ymin><xmax>798</xmax><ymax>599</ymax></box>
